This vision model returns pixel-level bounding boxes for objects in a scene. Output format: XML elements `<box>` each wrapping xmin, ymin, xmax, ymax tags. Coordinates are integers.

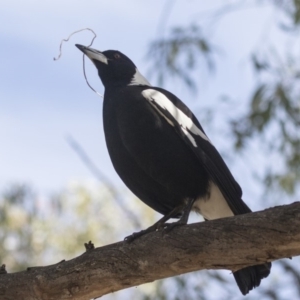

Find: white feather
<box><xmin>193</xmin><ymin>182</ymin><xmax>234</xmax><ymax>220</ymax></box>
<box><xmin>129</xmin><ymin>69</ymin><xmax>151</xmax><ymax>86</ymax></box>
<box><xmin>141</xmin><ymin>89</ymin><xmax>211</xmax><ymax>147</ymax></box>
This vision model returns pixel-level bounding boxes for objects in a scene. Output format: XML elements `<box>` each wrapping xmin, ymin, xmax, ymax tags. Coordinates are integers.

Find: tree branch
<box><xmin>1</xmin><ymin>202</ymin><xmax>300</xmax><ymax>300</ymax></box>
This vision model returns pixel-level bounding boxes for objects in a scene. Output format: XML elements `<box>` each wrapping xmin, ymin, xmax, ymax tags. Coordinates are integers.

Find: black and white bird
<box><xmin>76</xmin><ymin>44</ymin><xmax>271</xmax><ymax>295</ymax></box>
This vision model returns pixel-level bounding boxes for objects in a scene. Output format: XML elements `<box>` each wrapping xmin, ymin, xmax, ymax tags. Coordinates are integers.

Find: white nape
<box><xmin>129</xmin><ymin>69</ymin><xmax>151</xmax><ymax>86</ymax></box>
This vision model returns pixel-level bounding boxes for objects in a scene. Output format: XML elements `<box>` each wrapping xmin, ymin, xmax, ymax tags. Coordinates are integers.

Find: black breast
<box><xmin>103</xmin><ymin>86</ymin><xmax>209</xmax><ymax>216</ymax></box>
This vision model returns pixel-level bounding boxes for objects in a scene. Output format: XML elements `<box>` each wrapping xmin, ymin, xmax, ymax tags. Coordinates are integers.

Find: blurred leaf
<box><xmin>147</xmin><ymin>24</ymin><xmax>216</xmax><ymax>91</ymax></box>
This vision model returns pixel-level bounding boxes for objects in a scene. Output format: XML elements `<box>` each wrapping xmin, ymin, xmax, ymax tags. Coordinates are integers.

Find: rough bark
<box><xmin>1</xmin><ymin>202</ymin><xmax>300</xmax><ymax>300</ymax></box>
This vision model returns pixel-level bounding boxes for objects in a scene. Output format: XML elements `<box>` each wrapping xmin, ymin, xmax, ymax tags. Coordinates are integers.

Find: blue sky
<box><xmin>0</xmin><ymin>0</ymin><xmax>278</xmax><ymax>198</ymax></box>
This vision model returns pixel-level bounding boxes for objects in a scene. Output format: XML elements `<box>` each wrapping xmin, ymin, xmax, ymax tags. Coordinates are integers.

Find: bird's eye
<box><xmin>114</xmin><ymin>53</ymin><xmax>121</xmax><ymax>59</ymax></box>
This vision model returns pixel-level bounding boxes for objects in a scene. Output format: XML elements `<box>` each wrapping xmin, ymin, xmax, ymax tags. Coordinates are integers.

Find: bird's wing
<box><xmin>141</xmin><ymin>88</ymin><xmax>251</xmax><ymax>215</ymax></box>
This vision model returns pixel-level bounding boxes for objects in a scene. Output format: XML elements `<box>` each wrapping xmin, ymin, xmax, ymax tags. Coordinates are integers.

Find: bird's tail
<box><xmin>233</xmin><ymin>262</ymin><xmax>271</xmax><ymax>295</ymax></box>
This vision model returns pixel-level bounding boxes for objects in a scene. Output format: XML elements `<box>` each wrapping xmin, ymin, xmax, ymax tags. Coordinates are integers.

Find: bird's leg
<box><xmin>163</xmin><ymin>198</ymin><xmax>195</xmax><ymax>232</ymax></box>
<box><xmin>124</xmin><ymin>204</ymin><xmax>184</xmax><ymax>243</ymax></box>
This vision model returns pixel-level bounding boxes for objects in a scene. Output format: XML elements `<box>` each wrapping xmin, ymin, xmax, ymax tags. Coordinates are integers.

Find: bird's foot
<box><xmin>124</xmin><ymin>225</ymin><xmax>157</xmax><ymax>243</ymax></box>
<box><xmin>124</xmin><ymin>202</ymin><xmax>192</xmax><ymax>243</ymax></box>
<box><xmin>124</xmin><ymin>220</ymin><xmax>186</xmax><ymax>243</ymax></box>
<box><xmin>162</xmin><ymin>220</ymin><xmax>186</xmax><ymax>233</ymax></box>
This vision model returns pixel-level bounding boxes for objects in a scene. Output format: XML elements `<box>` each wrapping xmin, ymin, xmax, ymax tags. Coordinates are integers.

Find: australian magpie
<box><xmin>75</xmin><ymin>44</ymin><xmax>271</xmax><ymax>295</ymax></box>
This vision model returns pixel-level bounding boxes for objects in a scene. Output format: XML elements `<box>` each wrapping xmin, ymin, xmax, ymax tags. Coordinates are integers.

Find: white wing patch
<box><xmin>152</xmin><ymin>105</ymin><xmax>175</xmax><ymax>127</ymax></box>
<box><xmin>142</xmin><ymin>89</ymin><xmax>211</xmax><ymax>147</ymax></box>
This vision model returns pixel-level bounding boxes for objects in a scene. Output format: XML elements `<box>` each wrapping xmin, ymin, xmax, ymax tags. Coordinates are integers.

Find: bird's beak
<box><xmin>75</xmin><ymin>44</ymin><xmax>108</xmax><ymax>65</ymax></box>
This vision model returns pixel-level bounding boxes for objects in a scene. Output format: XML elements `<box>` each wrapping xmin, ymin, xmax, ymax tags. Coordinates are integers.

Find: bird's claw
<box><xmin>162</xmin><ymin>221</ymin><xmax>186</xmax><ymax>233</ymax></box>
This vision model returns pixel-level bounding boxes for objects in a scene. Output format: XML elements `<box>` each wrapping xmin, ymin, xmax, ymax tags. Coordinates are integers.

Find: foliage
<box><xmin>147</xmin><ymin>24</ymin><xmax>215</xmax><ymax>91</ymax></box>
<box><xmin>232</xmin><ymin>49</ymin><xmax>300</xmax><ymax>195</ymax></box>
<box><xmin>0</xmin><ymin>182</ymin><xmax>154</xmax><ymax>273</ymax></box>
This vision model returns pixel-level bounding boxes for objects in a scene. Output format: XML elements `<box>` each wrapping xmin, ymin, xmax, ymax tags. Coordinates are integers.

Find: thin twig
<box><xmin>82</xmin><ymin>55</ymin><xmax>103</xmax><ymax>98</ymax></box>
<box><xmin>53</xmin><ymin>28</ymin><xmax>97</xmax><ymax>61</ymax></box>
<box><xmin>54</xmin><ymin>28</ymin><xmax>103</xmax><ymax>98</ymax></box>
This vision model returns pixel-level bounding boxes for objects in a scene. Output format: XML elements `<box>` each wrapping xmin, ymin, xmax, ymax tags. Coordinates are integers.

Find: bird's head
<box><xmin>76</xmin><ymin>44</ymin><xmax>150</xmax><ymax>88</ymax></box>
